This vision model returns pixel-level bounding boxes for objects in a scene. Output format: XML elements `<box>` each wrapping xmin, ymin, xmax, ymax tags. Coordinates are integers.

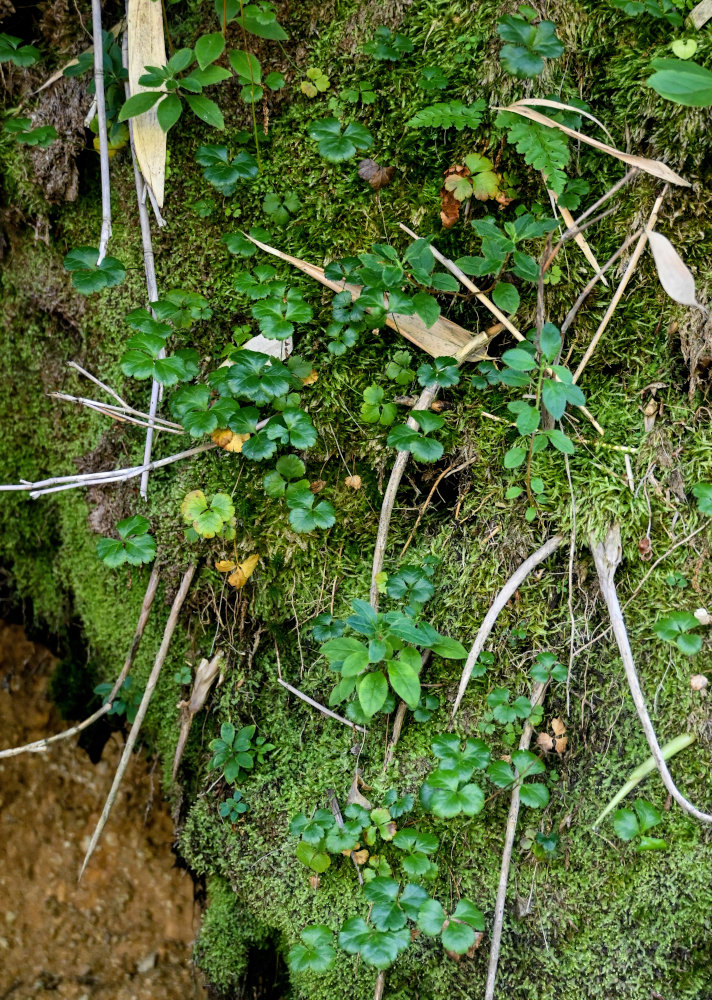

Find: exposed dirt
<box><xmin>0</xmin><ymin>620</ymin><xmax>207</xmax><ymax>1000</ymax></box>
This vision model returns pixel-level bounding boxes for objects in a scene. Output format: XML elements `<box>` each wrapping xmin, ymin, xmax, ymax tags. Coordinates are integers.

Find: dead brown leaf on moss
<box><xmin>358</xmin><ymin>158</ymin><xmax>395</xmax><ymax>190</ymax></box>
<box><xmin>345</xmin><ymin>475</ymin><xmax>362</xmax><ymax>490</ymax></box>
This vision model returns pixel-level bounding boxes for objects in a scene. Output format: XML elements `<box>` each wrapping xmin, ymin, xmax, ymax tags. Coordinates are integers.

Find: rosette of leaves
<box><xmin>363</xmin><ymin>26</ymin><xmax>414</xmax><ymax>61</ymax></box>
<box><xmin>444</xmin><ymin>154</ymin><xmax>503</xmax><ymax>204</ymax></box>
<box><xmin>4</xmin><ymin>118</ymin><xmax>57</xmax><ymax>147</ymax></box>
<box><xmin>654</xmin><ymin>612</ymin><xmax>703</xmax><ymax>656</ymax></box>
<box><xmin>341</xmin><ymin>80</ymin><xmax>377</xmax><ymax>104</ymax></box>
<box><xmin>96</xmin><ymin>515</ymin><xmax>156</xmax><ymax>568</ymax></box>
<box><xmin>290</xmin><ymin>809</ymin><xmax>337</xmax><ymax>872</ymax></box>
<box><xmin>385</xmin><ymin>563</ymin><xmax>435</xmax><ymax>611</ymax></box>
<box><xmin>262</xmin><ymin>191</ymin><xmax>300</xmax><ymax>225</ymax></box>
<box><xmin>417</xmin><ymin>356</ymin><xmax>459</xmax><ymax>389</ymax></box>
<box><xmin>219</xmin><ymin>789</ymin><xmax>248</xmax><ymax>820</ymax></box>
<box><xmin>170</xmin><ymin>385</ymin><xmax>259</xmax><ymax>438</ymax></box>
<box><xmin>208</xmin><ymin>722</ymin><xmax>273</xmax><ymax>784</ymax></box>
<box><xmin>613</xmin><ymin>799</ymin><xmax>667</xmax><ymax>850</ymax></box>
<box><xmin>413</xmin><ymin>694</ymin><xmax>439</xmax><ymax>722</ymax></box>
<box><xmin>323</xmin><ymin>600</ymin><xmax>466</xmax><ymax>720</ymax></box>
<box><xmin>361</xmin><ymin>385</ymin><xmax>397</xmax><ymax>425</ymax></box>
<box><xmin>300</xmin><ymin>66</ymin><xmax>329</xmax><ymax>97</ymax></box>
<box><xmin>387</xmin><ymin>410</ymin><xmax>445</xmax><ymax>463</ymax></box>
<box><xmin>216</xmin><ymin>0</ymin><xmax>288</xmax><ymax>39</ymax></box>
<box><xmin>0</xmin><ymin>32</ymin><xmax>39</xmax><ymax>65</ymax></box>
<box><xmin>420</xmin><ymin>735</ymin><xmax>490</xmax><ymax>818</ymax></box>
<box><xmin>392</xmin><ymin>829</ymin><xmax>439</xmax><ymax>879</ymax></box>
<box><xmin>486</xmin><ymin>748</ymin><xmax>549</xmax><ymax>808</ymax></box>
<box><xmin>486</xmin><ymin>687</ymin><xmax>542</xmax><ymax>726</ymax></box>
<box><xmin>308</xmin><ymin>118</ymin><xmax>373</xmax><ymax>163</ymax></box>
<box><xmin>196</xmin><ymin>144</ymin><xmax>258</xmax><ymax>195</ymax></box>
<box><xmin>496</xmin><ymin>6</ymin><xmax>564</xmax><ymax>78</ymax></box>
<box><xmin>94</xmin><ymin>676</ymin><xmax>142</xmax><ymax>723</ymax></box>
<box><xmin>417</xmin><ymin>898</ymin><xmax>484</xmax><ymax>953</ymax></box>
<box><xmin>119</xmin><ymin>36</ymin><xmax>229</xmax><ymax>132</ymax></box>
<box><xmin>228</xmin><ymin>49</ymin><xmax>284</xmax><ymax>103</ymax></box>
<box><xmin>63</xmin><ymin>246</ymin><xmax>126</xmax><ymax>295</ymax></box>
<box><xmin>181</xmin><ymin>490</ymin><xmax>235</xmax><ymax>539</ymax></box>
<box><xmin>530</xmin><ymin>651</ymin><xmax>567</xmax><ymax>683</ymax></box>
<box><xmin>120</xmin><ymin>332</ymin><xmax>199</xmax><ymax>386</ymax></box>
<box><xmin>209</xmin><ymin>350</ymin><xmax>296</xmax><ymax>405</ymax></box>
<box><xmin>386</xmin><ymin>350</ymin><xmax>415</xmax><ymax>385</ymax></box>
<box><xmin>283</xmin><ymin>477</ymin><xmax>336</xmax><ymax>533</ymax></box>
<box><xmin>288</xmin><ymin>926</ymin><xmax>336</xmax><ymax>973</ymax></box>
<box><xmin>151</xmin><ymin>289</ymin><xmax>212</xmax><ymax>328</ymax></box>
<box><xmin>251</xmin><ymin>286</ymin><xmax>313</xmax><ymax>340</ymax></box>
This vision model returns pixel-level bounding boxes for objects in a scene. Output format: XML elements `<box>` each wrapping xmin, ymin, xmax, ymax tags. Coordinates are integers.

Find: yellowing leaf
<box><xmin>215</xmin><ymin>559</ymin><xmax>237</xmax><ymax>573</ymax></box>
<box><xmin>302</xmin><ymin>370</ymin><xmax>319</xmax><ymax>385</ymax></box>
<box><xmin>227</xmin><ymin>552</ymin><xmax>259</xmax><ymax>589</ymax></box>
<box><xmin>128</xmin><ymin>0</ymin><xmax>167</xmax><ymax>206</ymax></box>
<box><xmin>212</xmin><ymin>428</ymin><xmax>250</xmax><ymax>452</ymax></box>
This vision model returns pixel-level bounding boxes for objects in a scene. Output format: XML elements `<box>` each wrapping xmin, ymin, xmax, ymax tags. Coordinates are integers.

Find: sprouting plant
<box><xmin>228</xmin><ymin>49</ymin><xmax>284</xmax><ymax>102</ymax></box>
<box><xmin>208</xmin><ymin>722</ymin><xmax>274</xmax><ymax>784</ymax></box>
<box><xmin>3</xmin><ymin>118</ymin><xmax>57</xmax><ymax>147</ymax></box>
<box><xmin>300</xmin><ymin>67</ymin><xmax>330</xmax><ymax>96</ymax></box>
<box><xmin>282</xmin><ymin>477</ymin><xmax>336</xmax><ymax>533</ymax></box>
<box><xmin>417</xmin><ymin>66</ymin><xmax>449</xmax><ymax>91</ymax></box>
<box><xmin>119</xmin><ymin>36</ymin><xmax>229</xmax><ymax>132</ymax></box>
<box><xmin>363</xmin><ymin>26</ymin><xmax>413</xmax><ymax>61</ymax></box>
<box><xmin>444</xmin><ymin>153</ymin><xmax>504</xmax><ymax>204</ymax></box>
<box><xmin>530</xmin><ymin>651</ymin><xmax>567</xmax><ymax>684</ymax></box>
<box><xmin>181</xmin><ymin>490</ymin><xmax>236</xmax><ymax>540</ymax></box>
<box><xmin>413</xmin><ymin>693</ymin><xmax>439</xmax><ymax>721</ymax></box>
<box><xmin>665</xmin><ymin>570</ymin><xmax>688</xmax><ymax>589</ymax></box>
<box><xmin>612</xmin><ymin>799</ymin><xmax>668</xmax><ymax>850</ymax></box>
<box><xmin>420</xmin><ymin>735</ymin><xmax>490</xmax><ymax>818</ymax></box>
<box><xmin>0</xmin><ymin>33</ymin><xmax>39</xmax><ymax>66</ymax></box>
<box><xmin>174</xmin><ymin>665</ymin><xmax>192</xmax><ymax>685</ymax></box>
<box><xmin>392</xmin><ymin>828</ymin><xmax>438</xmax><ymax>879</ymax></box>
<box><xmin>387</xmin><ymin>410</ymin><xmax>445</xmax><ymax>463</ymax></box>
<box><xmin>196</xmin><ymin>144</ymin><xmax>258</xmax><ymax>195</ymax></box>
<box><xmin>521</xmin><ymin>827</ymin><xmax>560</xmax><ymax>860</ymax></box>
<box><xmin>341</xmin><ymin>81</ymin><xmax>377</xmax><ymax>105</ymax></box>
<box><xmin>361</xmin><ymin>386</ymin><xmax>397</xmax><ymax>425</ymax></box>
<box><xmin>262</xmin><ymin>191</ymin><xmax>300</xmax><ymax>224</ymax></box>
<box><xmin>497</xmin><ymin>6</ymin><xmax>564</xmax><ymax>78</ymax></box>
<box><xmin>654</xmin><ymin>612</ymin><xmax>703</xmax><ymax>656</ymax></box>
<box><xmin>406</xmin><ymin>99</ymin><xmax>486</xmax><ymax>131</ymax></box>
<box><xmin>385</xmin><ymin>562</ymin><xmax>436</xmax><ymax>609</ymax></box>
<box><xmin>63</xmin><ymin>247</ymin><xmax>126</xmax><ymax>295</ymax></box>
<box><xmin>308</xmin><ymin>118</ymin><xmax>373</xmax><ymax>163</ymax></box>
<box><xmin>610</xmin><ymin>0</ymin><xmax>684</xmax><ymax>27</ymax></box>
<box><xmin>486</xmin><ymin>749</ymin><xmax>549</xmax><ymax>808</ymax></box>
<box><xmin>321</xmin><ymin>599</ymin><xmax>466</xmax><ymax>721</ymax></box>
<box><xmin>417</xmin><ymin>897</ymin><xmax>484</xmax><ymax>952</ymax></box>
<box><xmin>288</xmin><ymin>926</ymin><xmax>336</xmax><ymax>972</ymax></box>
<box><xmin>120</xmin><ymin>316</ymin><xmax>199</xmax><ymax>386</ymax></box>
<box><xmin>495</xmin><ymin>111</ymin><xmax>570</xmax><ymax>195</ymax></box>
<box><xmin>219</xmin><ymin>788</ymin><xmax>249</xmax><ymax>820</ymax></box>
<box><xmin>386</xmin><ymin>350</ymin><xmax>415</xmax><ymax>385</ymax></box>
<box><xmin>94</xmin><ymin>676</ymin><xmax>142</xmax><ymax>723</ymax></box>
<box><xmin>97</xmin><ymin>515</ymin><xmax>156</xmax><ymax>568</ymax></box>
<box><xmin>486</xmin><ymin>688</ymin><xmax>543</xmax><ymax>727</ymax></box>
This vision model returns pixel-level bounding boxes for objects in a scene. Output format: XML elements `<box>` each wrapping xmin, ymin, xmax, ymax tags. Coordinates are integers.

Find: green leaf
<box><xmin>509</xmin><ymin>401</ymin><xmax>540</xmax><ymax>435</ymax></box>
<box><xmin>417</xmin><ymin>899</ymin><xmax>446</xmax><ymax>936</ymax></box>
<box><xmin>519</xmin><ymin>783</ymin><xmax>549</xmax><ymax>808</ymax></box>
<box><xmin>157</xmin><ymin>93</ymin><xmax>183</xmax><ymax>132</ymax></box>
<box><xmin>613</xmin><ymin>808</ymin><xmax>640</xmax><ymax>841</ymax></box>
<box><xmin>338</xmin><ymin>918</ymin><xmax>409</xmax><ymax>969</ymax></box>
<box><xmin>185</xmin><ymin>93</ymin><xmax>224</xmax><ymax>129</ymax></box>
<box><xmin>118</xmin><ymin>90</ymin><xmax>162</xmax><ymax>121</ymax></box>
<box><xmin>542</xmin><ymin>380</ymin><xmax>568</xmax><ymax>419</ymax></box>
<box><xmin>412</xmin><ymin>292</ymin><xmax>440</xmax><ymax>329</ymax></box>
<box><xmin>637</xmin><ymin>836</ymin><xmax>668</xmax><ymax>851</ymax></box>
<box><xmin>504</xmin><ymin>446</ymin><xmax>526</xmax><ymax>469</ymax></box>
<box><xmin>296</xmin><ymin>840</ymin><xmax>331</xmax><ymax>872</ymax></box>
<box><xmin>195</xmin><ymin>32</ymin><xmax>225</xmax><ymax>70</ymax></box>
<box><xmin>692</xmin><ymin>482</ymin><xmax>712</xmax><ymax>515</ymax></box>
<box><xmin>492</xmin><ymin>282</ymin><xmax>520</xmax><ymax>313</ymax></box>
<box><xmin>309</xmin><ymin>118</ymin><xmax>372</xmax><ymax>163</ymax></box>
<box><xmin>539</xmin><ymin>322</ymin><xmax>561</xmax><ymax>361</ymax></box>
<box><xmin>97</xmin><ymin>537</ymin><xmax>128</xmax><ymax>568</ymax></box>
<box><xmin>503</xmin><ymin>347</ymin><xmax>537</xmax><ymax>371</ymax></box>
<box><xmin>358</xmin><ymin>671</ymin><xmax>389</xmax><ymax>717</ymax></box>
<box><xmin>546</xmin><ymin>428</ymin><xmax>574</xmax><ymax>454</ymax></box>
<box><xmin>647</xmin><ymin>59</ymin><xmax>712</xmax><ymax>107</ymax></box>
<box><xmin>406</xmin><ymin>99</ymin><xmax>486</xmax><ymax>131</ymax></box>
<box><xmin>487</xmin><ymin>760</ymin><xmax>516</xmax><ymax>787</ymax></box>
<box><xmin>634</xmin><ymin>799</ymin><xmax>662</xmax><ymax>834</ymax></box>
<box><xmin>441</xmin><ymin>918</ymin><xmax>476</xmax><ymax>954</ymax></box>
<box><xmin>288</xmin><ymin>926</ymin><xmax>335</xmax><ymax>973</ymax></box>
<box><xmin>677</xmin><ymin>632</ymin><xmax>702</xmax><ymax>656</ymax></box>
<box><xmin>387</xmin><ymin>660</ymin><xmax>421</xmax><ymax>708</ymax></box>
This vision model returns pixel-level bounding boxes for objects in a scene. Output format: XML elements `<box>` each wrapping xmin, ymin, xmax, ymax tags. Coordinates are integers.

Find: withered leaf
<box><xmin>690</xmin><ymin>674</ymin><xmax>709</xmax><ymax>691</ymax></box>
<box><xmin>551</xmin><ymin>717</ymin><xmax>566</xmax><ymax>736</ymax></box>
<box><xmin>309</xmin><ymin>874</ymin><xmax>320</xmax><ymax>889</ymax></box>
<box><xmin>537</xmin><ymin>732</ymin><xmax>555</xmax><ymax>752</ymax></box>
<box><xmin>357</xmin><ymin>158</ymin><xmax>396</xmax><ymax>190</ymax></box>
<box><xmin>227</xmin><ymin>553</ymin><xmax>259</xmax><ymax>589</ymax></box>
<box><xmin>440</xmin><ymin>164</ymin><xmax>469</xmax><ymax>228</ymax></box>
<box><xmin>345</xmin><ymin>474</ymin><xmax>362</xmax><ymax>490</ymax></box>
<box><xmin>352</xmin><ymin>849</ymin><xmax>369</xmax><ymax>865</ymax></box>
<box><xmin>212</xmin><ymin>428</ymin><xmax>250</xmax><ymax>453</ymax></box>
<box><xmin>302</xmin><ymin>370</ymin><xmax>319</xmax><ymax>385</ymax></box>
<box><xmin>647</xmin><ymin>230</ymin><xmax>706</xmax><ymax>313</ymax></box>
<box><xmin>310</xmin><ymin>479</ymin><xmax>326</xmax><ymax>494</ymax></box>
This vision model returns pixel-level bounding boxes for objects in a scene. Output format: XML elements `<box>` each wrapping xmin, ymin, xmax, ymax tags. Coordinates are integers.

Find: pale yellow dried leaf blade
<box><xmin>128</xmin><ymin>0</ymin><xmax>166</xmax><ymax>206</ymax></box>
<box><xmin>500</xmin><ymin>103</ymin><xmax>691</xmax><ymax>188</ymax></box>
<box><xmin>513</xmin><ymin>98</ymin><xmax>614</xmax><ymax>141</ymax></box>
<box><xmin>646</xmin><ymin>230</ymin><xmax>702</xmax><ymax>309</ymax></box>
<box><xmin>556</xmin><ymin>200</ymin><xmax>609</xmax><ymax>286</ymax></box>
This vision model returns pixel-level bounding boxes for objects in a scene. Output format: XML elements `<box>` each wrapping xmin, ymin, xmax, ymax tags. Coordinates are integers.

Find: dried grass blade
<box><xmin>128</xmin><ymin>0</ymin><xmax>166</xmax><ymax>207</ymax></box>
<box><xmin>512</xmin><ymin>98</ymin><xmax>615</xmax><ymax>141</ymax></box>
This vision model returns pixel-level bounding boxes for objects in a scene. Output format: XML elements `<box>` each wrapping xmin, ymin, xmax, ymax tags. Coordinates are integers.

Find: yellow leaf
<box><xmin>302</xmin><ymin>370</ymin><xmax>318</xmax><ymax>385</ymax></box>
<box><xmin>227</xmin><ymin>553</ymin><xmax>260</xmax><ymax>589</ymax></box>
<box><xmin>215</xmin><ymin>560</ymin><xmax>237</xmax><ymax>573</ymax></box>
<box><xmin>128</xmin><ymin>0</ymin><xmax>166</xmax><ymax>206</ymax></box>
<box><xmin>212</xmin><ymin>428</ymin><xmax>250</xmax><ymax>453</ymax></box>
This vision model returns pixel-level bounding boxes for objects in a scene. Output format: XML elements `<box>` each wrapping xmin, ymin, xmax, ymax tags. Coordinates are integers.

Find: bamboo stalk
<box><xmin>92</xmin><ymin>0</ymin><xmax>112</xmax><ymax>261</ymax></box>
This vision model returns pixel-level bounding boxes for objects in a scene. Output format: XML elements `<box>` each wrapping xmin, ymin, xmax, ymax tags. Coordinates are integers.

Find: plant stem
<box><xmin>92</xmin><ymin>0</ymin><xmax>112</xmax><ymax>262</ymax></box>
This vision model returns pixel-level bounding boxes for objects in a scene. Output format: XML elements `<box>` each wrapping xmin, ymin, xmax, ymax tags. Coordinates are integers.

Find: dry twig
<box><xmin>92</xmin><ymin>0</ymin><xmax>112</xmax><ymax>260</ymax></box>
<box><xmin>278</xmin><ymin>678</ymin><xmax>367</xmax><ymax>734</ymax></box>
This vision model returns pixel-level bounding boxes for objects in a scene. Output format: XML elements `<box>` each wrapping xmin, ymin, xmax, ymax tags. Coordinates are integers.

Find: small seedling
<box><xmin>97</xmin><ymin>515</ymin><xmax>156</xmax><ymax>568</ymax></box>
<box><xmin>665</xmin><ymin>571</ymin><xmax>688</xmax><ymax>589</ymax></box>
<box><xmin>361</xmin><ymin>385</ymin><xmax>397</xmax><ymax>425</ymax></box>
<box><xmin>387</xmin><ymin>410</ymin><xmax>445</xmax><ymax>463</ymax></box>
<box><xmin>497</xmin><ymin>6</ymin><xmax>564</xmax><ymax>78</ymax></box>
<box><xmin>219</xmin><ymin>788</ymin><xmax>249</xmax><ymax>820</ymax></box>
<box><xmin>486</xmin><ymin>749</ymin><xmax>549</xmax><ymax>808</ymax></box>
<box><xmin>613</xmin><ymin>799</ymin><xmax>667</xmax><ymax>850</ymax></box>
<box><xmin>196</xmin><ymin>144</ymin><xmax>258</xmax><ymax>195</ymax></box>
<box><xmin>341</xmin><ymin>81</ymin><xmax>377</xmax><ymax>105</ymax></box>
<box><xmin>209</xmin><ymin>722</ymin><xmax>274</xmax><ymax>784</ymax></box>
<box><xmin>417</xmin><ymin>66</ymin><xmax>449</xmax><ymax>91</ymax></box>
<box><xmin>174</xmin><ymin>665</ymin><xmax>192</xmax><ymax>685</ymax></box>
<box><xmin>363</xmin><ymin>26</ymin><xmax>413</xmax><ymax>61</ymax></box>
<box><xmin>530</xmin><ymin>651</ymin><xmax>567</xmax><ymax>684</ymax></box>
<box><xmin>654</xmin><ymin>612</ymin><xmax>703</xmax><ymax>656</ymax></box>
<box><xmin>94</xmin><ymin>676</ymin><xmax>142</xmax><ymax>723</ymax></box>
<box><xmin>386</xmin><ymin>350</ymin><xmax>415</xmax><ymax>385</ymax></box>
<box><xmin>300</xmin><ymin>67</ymin><xmax>330</xmax><ymax>96</ymax></box>
<box><xmin>181</xmin><ymin>490</ymin><xmax>236</xmax><ymax>540</ymax></box>
<box><xmin>63</xmin><ymin>246</ymin><xmax>126</xmax><ymax>295</ymax></box>
<box><xmin>262</xmin><ymin>191</ymin><xmax>300</xmax><ymax>224</ymax></box>
<box><xmin>308</xmin><ymin>118</ymin><xmax>373</xmax><ymax>163</ymax></box>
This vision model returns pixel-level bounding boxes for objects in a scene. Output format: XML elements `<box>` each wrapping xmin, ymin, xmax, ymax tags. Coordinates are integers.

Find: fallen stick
<box><xmin>278</xmin><ymin>678</ymin><xmax>367</xmax><ymax>734</ymax></box>
<box><xmin>79</xmin><ymin>564</ymin><xmax>196</xmax><ymax>879</ymax></box>
<box><xmin>0</xmin><ymin>566</ymin><xmax>161</xmax><ymax>759</ymax></box>
<box><xmin>573</xmin><ymin>189</ymin><xmax>667</xmax><ymax>383</ymax></box>
<box><xmin>374</xmin><ymin>971</ymin><xmax>386</xmax><ymax>1000</ymax></box>
<box><xmin>484</xmin><ymin>681</ymin><xmax>546</xmax><ymax>1000</ymax></box>
<box><xmin>51</xmin><ymin>392</ymin><xmax>183</xmax><ymax>433</ymax></box>
<box><xmin>590</xmin><ymin>525</ymin><xmax>712</xmax><ymax>825</ymax></box>
<box><xmin>451</xmin><ymin>536</ymin><xmax>564</xmax><ymax>719</ymax></box>
<box><xmin>369</xmin><ymin>385</ymin><xmax>438</xmax><ymax>609</ymax></box>
<box><xmin>559</xmin><ymin>230</ymin><xmax>642</xmax><ymax>337</ymax></box>
<box><xmin>92</xmin><ymin>0</ymin><xmax>112</xmax><ymax>261</ymax></box>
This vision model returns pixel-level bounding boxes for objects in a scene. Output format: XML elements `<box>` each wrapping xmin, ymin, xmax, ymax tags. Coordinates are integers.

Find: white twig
<box><xmin>451</xmin><ymin>535</ymin><xmax>564</xmax><ymax>719</ymax></box>
<box><xmin>277</xmin><ymin>679</ymin><xmax>367</xmax><ymax>734</ymax></box>
<box><xmin>92</xmin><ymin>0</ymin><xmax>112</xmax><ymax>261</ymax></box>
<box><xmin>369</xmin><ymin>385</ymin><xmax>438</xmax><ymax>609</ymax></box>
<box><xmin>484</xmin><ymin>681</ymin><xmax>546</xmax><ymax>1000</ymax></box>
<box><xmin>591</xmin><ymin>525</ymin><xmax>712</xmax><ymax>824</ymax></box>
<box><xmin>51</xmin><ymin>393</ymin><xmax>183</xmax><ymax>433</ymax></box>
<box><xmin>79</xmin><ymin>564</ymin><xmax>196</xmax><ymax>879</ymax></box>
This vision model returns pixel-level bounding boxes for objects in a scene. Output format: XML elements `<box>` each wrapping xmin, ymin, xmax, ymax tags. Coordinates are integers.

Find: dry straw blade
<box><xmin>498</xmin><ymin>101</ymin><xmax>691</xmax><ymax>188</ymax></box>
<box><xmin>647</xmin><ymin>230</ymin><xmax>708</xmax><ymax>314</ymax></box>
<box><xmin>243</xmin><ymin>233</ymin><xmax>493</xmax><ymax>360</ymax></box>
<box><xmin>128</xmin><ymin>0</ymin><xmax>166</xmax><ymax>207</ymax></box>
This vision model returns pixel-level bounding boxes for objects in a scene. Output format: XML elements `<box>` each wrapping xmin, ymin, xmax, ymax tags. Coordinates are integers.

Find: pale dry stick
<box><xmin>79</xmin><ymin>564</ymin><xmax>196</xmax><ymax>880</ymax></box>
<box><xmin>51</xmin><ymin>393</ymin><xmax>184</xmax><ymax>433</ymax></box>
<box><xmin>573</xmin><ymin>188</ymin><xmax>668</xmax><ymax>384</ymax></box>
<box><xmin>451</xmin><ymin>535</ymin><xmax>564</xmax><ymax>719</ymax></box>
<box><xmin>92</xmin><ymin>0</ymin><xmax>112</xmax><ymax>261</ymax></box>
<box><xmin>68</xmin><ymin>361</ymin><xmax>129</xmax><ymax>408</ymax></box>
<box><xmin>374</xmin><ymin>972</ymin><xmax>386</xmax><ymax>1000</ymax></box>
<box><xmin>0</xmin><ymin>566</ymin><xmax>161</xmax><ymax>760</ymax></box>
<box><xmin>55</xmin><ymin>391</ymin><xmax>181</xmax><ymax>428</ymax></box>
<box><xmin>484</xmin><ymin>681</ymin><xmax>546</xmax><ymax>1000</ymax></box>
<box><xmin>369</xmin><ymin>384</ymin><xmax>438</xmax><ymax>609</ymax></box>
<box><xmin>563</xmin><ymin>453</ymin><xmax>577</xmax><ymax>717</ymax></box>
<box><xmin>543</xmin><ymin>204</ymin><xmax>619</xmax><ymax>273</ymax></box>
<box><xmin>559</xmin><ymin>230</ymin><xmax>642</xmax><ymax>338</ymax></box>
<box><xmin>591</xmin><ymin>526</ymin><xmax>712</xmax><ymax>825</ymax></box>
<box><xmin>400</xmin><ymin>223</ymin><xmax>603</xmax><ymax>435</ymax></box>
<box><xmin>121</xmin><ymin>29</ymin><xmax>163</xmax><ymax>501</ymax></box>
<box><xmin>277</xmin><ymin>678</ymin><xmax>367</xmax><ymax>735</ymax></box>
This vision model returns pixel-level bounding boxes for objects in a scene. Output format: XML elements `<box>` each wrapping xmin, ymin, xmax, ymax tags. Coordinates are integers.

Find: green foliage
<box><xmin>611</xmin><ymin>0</ymin><xmax>684</xmax><ymax>26</ymax></box>
<box><xmin>418</xmin><ymin>897</ymin><xmax>484</xmax><ymax>953</ymax></box>
<box><xmin>0</xmin><ymin>33</ymin><xmax>40</xmax><ymax>66</ymax></box>
<box><xmin>613</xmin><ymin>800</ymin><xmax>668</xmax><ymax>850</ymax></box>
<box><xmin>4</xmin><ymin>118</ymin><xmax>57</xmax><ymax>147</ymax></box>
<box><xmin>216</xmin><ymin>0</ymin><xmax>288</xmax><ymax>39</ymax></box>
<box><xmin>486</xmin><ymin>687</ymin><xmax>541</xmax><ymax>725</ymax></box>
<box><xmin>308</xmin><ymin>118</ymin><xmax>373</xmax><ymax>163</ymax></box>
<box><xmin>497</xmin><ymin>7</ymin><xmax>564</xmax><ymax>78</ymax></box>
<box><xmin>181</xmin><ymin>490</ymin><xmax>236</xmax><ymax>539</ymax></box>
<box><xmin>417</xmin><ymin>356</ymin><xmax>459</xmax><ymax>389</ymax></box>
<box><xmin>219</xmin><ymin>788</ymin><xmax>248</xmax><ymax>820</ymax></box>
<box><xmin>496</xmin><ymin>112</ymin><xmax>570</xmax><ymax>195</ymax></box>
<box><xmin>196</xmin><ymin>144</ymin><xmax>258</xmax><ymax>194</ymax></box>
<box><xmin>417</xmin><ymin>66</ymin><xmax>449</xmax><ymax>91</ymax></box>
<box><xmin>406</xmin><ymin>99</ymin><xmax>486</xmax><ymax>131</ymax></box>
<box><xmin>386</xmin><ymin>351</ymin><xmax>415</xmax><ymax>385</ymax></box>
<box><xmin>647</xmin><ymin>59</ymin><xmax>712</xmax><ymax>107</ymax></box>
<box><xmin>288</xmin><ymin>926</ymin><xmax>336</xmax><ymax>972</ymax></box>
<box><xmin>341</xmin><ymin>80</ymin><xmax>377</xmax><ymax>105</ymax></box>
<box><xmin>363</xmin><ymin>26</ymin><xmax>413</xmax><ymax>62</ymax></box>
<box><xmin>262</xmin><ymin>191</ymin><xmax>300</xmax><ymax>224</ymax></box>
<box><xmin>387</xmin><ymin>410</ymin><xmax>445</xmax><ymax>463</ymax></box>
<box><xmin>63</xmin><ymin>247</ymin><xmax>126</xmax><ymax>295</ymax></box>
<box><xmin>361</xmin><ymin>385</ymin><xmax>397</xmax><ymax>425</ymax></box>
<box><xmin>692</xmin><ymin>483</ymin><xmax>712</xmax><ymax>515</ymax></box>
<box><xmin>96</xmin><ymin>515</ymin><xmax>156</xmax><ymax>568</ymax></box>
<box><xmin>300</xmin><ymin>67</ymin><xmax>330</xmax><ymax>97</ymax></box>
<box><xmin>94</xmin><ymin>676</ymin><xmax>142</xmax><ymax>724</ymax></box>
<box><xmin>530</xmin><ymin>651</ymin><xmax>567</xmax><ymax>684</ymax></box>
<box><xmin>229</xmin><ymin>49</ymin><xmax>285</xmax><ymax>103</ymax></box>
<box><xmin>209</xmin><ymin>722</ymin><xmax>274</xmax><ymax>784</ymax></box>
<box><xmin>654</xmin><ymin>612</ymin><xmax>703</xmax><ymax>656</ymax></box>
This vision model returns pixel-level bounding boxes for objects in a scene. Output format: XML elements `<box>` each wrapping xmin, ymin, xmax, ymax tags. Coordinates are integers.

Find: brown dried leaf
<box><xmin>188</xmin><ymin>651</ymin><xmax>224</xmax><ymax>715</ymax></box>
<box><xmin>554</xmin><ymin>735</ymin><xmax>568</xmax><ymax>754</ymax></box>
<box><xmin>212</xmin><ymin>428</ymin><xmax>250</xmax><ymax>453</ymax></box>
<box><xmin>352</xmin><ymin>849</ymin><xmax>369</xmax><ymax>865</ymax></box>
<box><xmin>310</xmin><ymin>480</ymin><xmax>326</xmax><ymax>494</ymax></box>
<box><xmin>345</xmin><ymin>475</ymin><xmax>362</xmax><ymax>490</ymax></box>
<box><xmin>647</xmin><ymin>230</ymin><xmax>706</xmax><ymax>312</ymax></box>
<box><xmin>638</xmin><ymin>536</ymin><xmax>652</xmax><ymax>561</ymax></box>
<box><xmin>309</xmin><ymin>874</ymin><xmax>321</xmax><ymax>889</ymax></box>
<box><xmin>694</xmin><ymin>608</ymin><xmax>711</xmax><ymax>626</ymax></box>
<box><xmin>347</xmin><ymin>771</ymin><xmax>372</xmax><ymax>811</ymax></box>
<box><xmin>537</xmin><ymin>732</ymin><xmax>555</xmax><ymax>752</ymax></box>
<box><xmin>357</xmin><ymin>158</ymin><xmax>396</xmax><ymax>190</ymax></box>
<box><xmin>440</xmin><ymin>164</ymin><xmax>470</xmax><ymax>228</ymax></box>
<box><xmin>302</xmin><ymin>370</ymin><xmax>318</xmax><ymax>385</ymax></box>
<box><xmin>227</xmin><ymin>553</ymin><xmax>259</xmax><ymax>590</ymax></box>
<box><xmin>551</xmin><ymin>717</ymin><xmax>566</xmax><ymax>736</ymax></box>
